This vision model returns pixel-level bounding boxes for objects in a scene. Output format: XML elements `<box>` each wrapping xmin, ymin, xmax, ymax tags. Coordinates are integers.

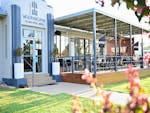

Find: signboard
<box><xmin>22</xmin><ymin>15</ymin><xmax>46</xmax><ymax>28</ymax></box>
<box><xmin>21</xmin><ymin>1</ymin><xmax>47</xmax><ymax>28</ymax></box>
<box><xmin>35</xmin><ymin>56</ymin><xmax>38</xmax><ymax>63</ymax></box>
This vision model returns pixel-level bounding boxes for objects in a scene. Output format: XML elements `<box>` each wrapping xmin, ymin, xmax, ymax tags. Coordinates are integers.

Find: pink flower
<box><xmin>82</xmin><ymin>69</ymin><xmax>97</xmax><ymax>84</ymax></box>
<box><xmin>144</xmin><ymin>53</ymin><xmax>150</xmax><ymax>63</ymax></box>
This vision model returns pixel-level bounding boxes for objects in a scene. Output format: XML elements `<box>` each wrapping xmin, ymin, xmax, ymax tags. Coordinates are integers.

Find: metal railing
<box><xmin>53</xmin><ymin>55</ymin><xmax>145</xmax><ymax>73</ymax></box>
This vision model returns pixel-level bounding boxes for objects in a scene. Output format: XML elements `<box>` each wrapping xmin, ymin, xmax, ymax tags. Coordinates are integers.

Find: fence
<box><xmin>53</xmin><ymin>55</ymin><xmax>144</xmax><ymax>73</ymax></box>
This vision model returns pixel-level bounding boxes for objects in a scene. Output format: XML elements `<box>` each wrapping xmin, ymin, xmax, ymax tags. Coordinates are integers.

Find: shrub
<box><xmin>16</xmin><ymin>47</ymin><xmax>23</xmax><ymax>57</ymax></box>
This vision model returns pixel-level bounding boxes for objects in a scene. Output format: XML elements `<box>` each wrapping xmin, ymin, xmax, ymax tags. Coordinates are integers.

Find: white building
<box><xmin>0</xmin><ymin>0</ymin><xmax>55</xmax><ymax>87</ymax></box>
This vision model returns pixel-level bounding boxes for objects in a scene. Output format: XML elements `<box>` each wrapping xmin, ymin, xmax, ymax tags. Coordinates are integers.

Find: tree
<box><xmin>95</xmin><ymin>0</ymin><xmax>150</xmax><ymax>24</ymax></box>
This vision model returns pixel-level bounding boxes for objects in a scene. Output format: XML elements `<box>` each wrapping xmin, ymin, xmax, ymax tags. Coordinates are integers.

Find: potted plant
<box><xmin>14</xmin><ymin>47</ymin><xmax>24</xmax><ymax>79</ymax></box>
<box><xmin>16</xmin><ymin>47</ymin><xmax>23</xmax><ymax>62</ymax></box>
<box><xmin>52</xmin><ymin>44</ymin><xmax>59</xmax><ymax>60</ymax></box>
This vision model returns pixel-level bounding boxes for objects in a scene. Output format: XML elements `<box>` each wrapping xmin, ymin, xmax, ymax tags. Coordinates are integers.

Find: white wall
<box><xmin>0</xmin><ymin>0</ymin><xmax>1</xmax><ymax>7</ymax></box>
<box><xmin>0</xmin><ymin>0</ymin><xmax>12</xmax><ymax>79</ymax></box>
<box><xmin>0</xmin><ymin>17</ymin><xmax>12</xmax><ymax>79</ymax></box>
<box><xmin>0</xmin><ymin>19</ymin><xmax>2</xmax><ymax>81</ymax></box>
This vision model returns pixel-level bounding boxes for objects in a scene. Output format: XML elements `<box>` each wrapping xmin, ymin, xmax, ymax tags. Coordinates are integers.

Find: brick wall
<box><xmin>106</xmin><ymin>38</ymin><xmax>134</xmax><ymax>56</ymax></box>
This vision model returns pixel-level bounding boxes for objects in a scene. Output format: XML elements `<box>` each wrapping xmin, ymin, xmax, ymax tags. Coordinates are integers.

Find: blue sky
<box><xmin>46</xmin><ymin>0</ymin><xmax>135</xmax><ymax>18</ymax></box>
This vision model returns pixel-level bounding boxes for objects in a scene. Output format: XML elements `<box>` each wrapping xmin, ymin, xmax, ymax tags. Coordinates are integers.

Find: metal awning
<box><xmin>0</xmin><ymin>8</ymin><xmax>7</xmax><ymax>18</ymax></box>
<box><xmin>55</xmin><ymin>8</ymin><xmax>149</xmax><ymax>37</ymax></box>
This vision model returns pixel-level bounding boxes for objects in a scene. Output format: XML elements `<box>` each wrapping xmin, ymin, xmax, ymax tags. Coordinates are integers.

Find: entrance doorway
<box><xmin>23</xmin><ymin>29</ymin><xmax>42</xmax><ymax>73</ymax></box>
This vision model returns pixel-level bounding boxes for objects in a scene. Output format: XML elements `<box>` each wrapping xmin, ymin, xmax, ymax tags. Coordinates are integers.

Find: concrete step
<box><xmin>25</xmin><ymin>73</ymin><xmax>56</xmax><ymax>87</ymax></box>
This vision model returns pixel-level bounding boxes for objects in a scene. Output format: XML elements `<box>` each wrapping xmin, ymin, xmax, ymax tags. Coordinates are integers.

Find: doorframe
<box><xmin>22</xmin><ymin>26</ymin><xmax>45</xmax><ymax>75</ymax></box>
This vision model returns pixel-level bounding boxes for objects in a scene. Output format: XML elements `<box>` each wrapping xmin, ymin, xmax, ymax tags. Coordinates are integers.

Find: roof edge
<box><xmin>55</xmin><ymin>8</ymin><xmax>149</xmax><ymax>32</ymax></box>
<box><xmin>55</xmin><ymin>8</ymin><xmax>95</xmax><ymax>21</ymax></box>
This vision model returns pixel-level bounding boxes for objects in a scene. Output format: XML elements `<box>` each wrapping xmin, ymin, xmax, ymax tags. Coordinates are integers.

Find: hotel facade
<box><xmin>0</xmin><ymin>0</ymin><xmax>55</xmax><ymax>86</ymax></box>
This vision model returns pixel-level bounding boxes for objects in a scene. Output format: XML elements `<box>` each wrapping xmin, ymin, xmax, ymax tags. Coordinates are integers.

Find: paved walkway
<box><xmin>29</xmin><ymin>82</ymin><xmax>129</xmax><ymax>105</ymax></box>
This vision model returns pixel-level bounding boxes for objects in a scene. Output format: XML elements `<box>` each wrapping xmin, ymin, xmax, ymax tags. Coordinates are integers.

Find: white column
<box><xmin>69</xmin><ymin>38</ymin><xmax>75</xmax><ymax>56</ymax></box>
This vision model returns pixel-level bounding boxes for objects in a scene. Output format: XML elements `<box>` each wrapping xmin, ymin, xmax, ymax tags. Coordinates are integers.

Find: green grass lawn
<box><xmin>0</xmin><ymin>88</ymin><xmax>99</xmax><ymax>113</ymax></box>
<box><xmin>104</xmin><ymin>76</ymin><xmax>150</xmax><ymax>95</ymax></box>
<box><xmin>0</xmin><ymin>77</ymin><xmax>149</xmax><ymax>113</ymax></box>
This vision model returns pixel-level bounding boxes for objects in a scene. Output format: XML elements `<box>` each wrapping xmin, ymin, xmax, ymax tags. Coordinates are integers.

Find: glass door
<box><xmin>34</xmin><ymin>33</ymin><xmax>42</xmax><ymax>73</ymax></box>
<box><xmin>23</xmin><ymin>39</ymin><xmax>34</xmax><ymax>73</ymax></box>
<box><xmin>23</xmin><ymin>29</ymin><xmax>42</xmax><ymax>74</ymax></box>
<box><xmin>74</xmin><ymin>38</ymin><xmax>89</xmax><ymax>56</ymax></box>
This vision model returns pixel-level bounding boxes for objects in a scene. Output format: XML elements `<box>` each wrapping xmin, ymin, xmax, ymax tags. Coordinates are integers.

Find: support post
<box><xmin>11</xmin><ymin>5</ymin><xmax>21</xmax><ymax>78</ymax></box>
<box><xmin>93</xmin><ymin>11</ymin><xmax>97</xmax><ymax>76</ymax></box>
<box><xmin>114</xmin><ymin>19</ymin><xmax>117</xmax><ymax>71</ymax></box>
<box><xmin>60</xmin><ymin>34</ymin><xmax>61</xmax><ymax>57</ymax></box>
<box><xmin>141</xmin><ymin>29</ymin><xmax>144</xmax><ymax>68</ymax></box>
<box><xmin>47</xmin><ymin>13</ymin><xmax>54</xmax><ymax>75</ymax></box>
<box><xmin>130</xmin><ymin>24</ymin><xmax>132</xmax><ymax>64</ymax></box>
<box><xmin>84</xmin><ymin>38</ymin><xmax>86</xmax><ymax>69</ymax></box>
<box><xmin>71</xmin><ymin>56</ymin><xmax>74</xmax><ymax>73</ymax></box>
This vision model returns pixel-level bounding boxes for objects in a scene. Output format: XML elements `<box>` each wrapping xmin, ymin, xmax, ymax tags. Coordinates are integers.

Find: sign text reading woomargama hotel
<box><xmin>22</xmin><ymin>15</ymin><xmax>46</xmax><ymax>28</ymax></box>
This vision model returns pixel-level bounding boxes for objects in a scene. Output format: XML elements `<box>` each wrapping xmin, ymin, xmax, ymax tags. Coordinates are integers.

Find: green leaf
<box><xmin>124</xmin><ymin>0</ymin><xmax>134</xmax><ymax>9</ymax></box>
<box><xmin>142</xmin><ymin>6</ymin><xmax>150</xmax><ymax>16</ymax></box>
<box><xmin>137</xmin><ymin>0</ymin><xmax>146</xmax><ymax>7</ymax></box>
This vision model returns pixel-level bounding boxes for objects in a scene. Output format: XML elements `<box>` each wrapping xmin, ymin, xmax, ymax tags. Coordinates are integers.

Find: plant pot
<box><xmin>52</xmin><ymin>62</ymin><xmax>62</xmax><ymax>82</ymax></box>
<box><xmin>52</xmin><ymin>62</ymin><xmax>60</xmax><ymax>75</ymax></box>
<box><xmin>14</xmin><ymin>63</ymin><xmax>24</xmax><ymax>79</ymax></box>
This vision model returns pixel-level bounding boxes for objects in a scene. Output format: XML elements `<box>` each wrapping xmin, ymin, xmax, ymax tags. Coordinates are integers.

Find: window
<box><xmin>23</xmin><ymin>29</ymin><xmax>34</xmax><ymax>37</ymax></box>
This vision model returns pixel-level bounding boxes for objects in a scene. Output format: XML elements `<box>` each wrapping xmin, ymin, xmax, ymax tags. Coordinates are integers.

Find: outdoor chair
<box><xmin>66</xmin><ymin>59</ymin><xmax>71</xmax><ymax>71</ymax></box>
<box><xmin>58</xmin><ymin>58</ymin><xmax>64</xmax><ymax>71</ymax></box>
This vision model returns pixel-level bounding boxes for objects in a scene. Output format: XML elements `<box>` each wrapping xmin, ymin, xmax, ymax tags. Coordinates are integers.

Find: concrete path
<box><xmin>30</xmin><ymin>82</ymin><xmax>91</xmax><ymax>95</ymax></box>
<box><xmin>29</xmin><ymin>82</ymin><xmax>129</xmax><ymax>105</ymax></box>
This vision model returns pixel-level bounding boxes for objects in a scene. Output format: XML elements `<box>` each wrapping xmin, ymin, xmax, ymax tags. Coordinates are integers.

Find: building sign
<box><xmin>21</xmin><ymin>1</ymin><xmax>46</xmax><ymax>28</ymax></box>
<box><xmin>22</xmin><ymin>15</ymin><xmax>46</xmax><ymax>28</ymax></box>
<box><xmin>31</xmin><ymin>1</ymin><xmax>38</xmax><ymax>16</ymax></box>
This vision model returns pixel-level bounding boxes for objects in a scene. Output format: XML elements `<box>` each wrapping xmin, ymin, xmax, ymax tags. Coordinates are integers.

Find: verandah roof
<box><xmin>55</xmin><ymin>8</ymin><xmax>149</xmax><ymax>37</ymax></box>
